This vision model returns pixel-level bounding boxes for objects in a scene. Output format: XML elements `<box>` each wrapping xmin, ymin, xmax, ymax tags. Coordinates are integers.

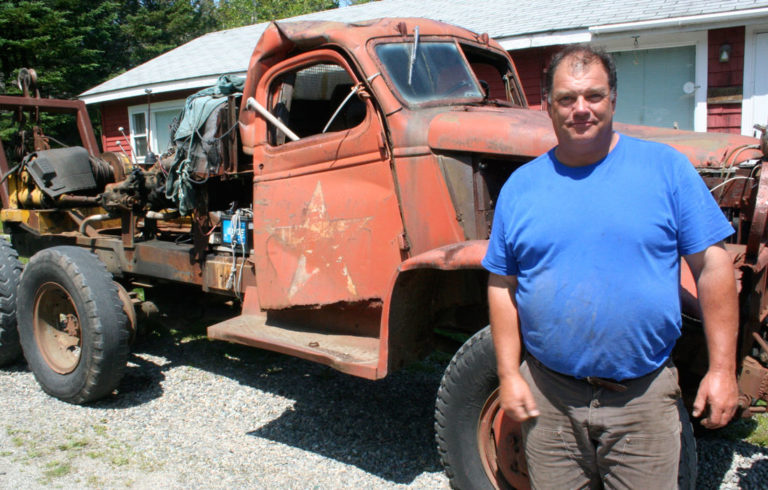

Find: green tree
<box><xmin>215</xmin><ymin>0</ymin><xmax>339</xmax><ymax>30</ymax></box>
<box><xmin>120</xmin><ymin>0</ymin><xmax>219</xmax><ymax>68</ymax></box>
<box><xmin>0</xmin><ymin>0</ymin><xmax>220</xmax><ymax>155</ymax></box>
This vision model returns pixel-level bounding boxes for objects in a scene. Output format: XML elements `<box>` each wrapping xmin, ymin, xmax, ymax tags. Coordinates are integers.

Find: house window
<box><xmin>613</xmin><ymin>46</ymin><xmax>696</xmax><ymax>130</ymax></box>
<box><xmin>128</xmin><ymin>100</ymin><xmax>184</xmax><ymax>162</ymax></box>
<box><xmin>131</xmin><ymin>112</ymin><xmax>148</xmax><ymax>158</ymax></box>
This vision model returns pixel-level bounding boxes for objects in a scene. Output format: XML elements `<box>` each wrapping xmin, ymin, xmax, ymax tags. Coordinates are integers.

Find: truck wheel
<box><xmin>0</xmin><ymin>239</ymin><xmax>23</xmax><ymax>366</ymax></box>
<box><xmin>678</xmin><ymin>400</ymin><xmax>698</xmax><ymax>490</ymax></box>
<box><xmin>435</xmin><ymin>326</ymin><xmax>526</xmax><ymax>490</ymax></box>
<box><xmin>17</xmin><ymin>246</ymin><xmax>129</xmax><ymax>404</ymax></box>
<box><xmin>435</xmin><ymin>326</ymin><xmax>697</xmax><ymax>490</ymax></box>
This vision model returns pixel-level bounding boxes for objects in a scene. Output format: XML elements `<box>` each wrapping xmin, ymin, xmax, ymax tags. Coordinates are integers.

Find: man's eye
<box><xmin>587</xmin><ymin>94</ymin><xmax>606</xmax><ymax>103</ymax></box>
<box><xmin>558</xmin><ymin>97</ymin><xmax>574</xmax><ymax>106</ymax></box>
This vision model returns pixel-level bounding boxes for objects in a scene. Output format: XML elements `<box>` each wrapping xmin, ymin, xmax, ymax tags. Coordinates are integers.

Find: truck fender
<box><xmin>378</xmin><ymin>241</ymin><xmax>489</xmax><ymax>375</ymax></box>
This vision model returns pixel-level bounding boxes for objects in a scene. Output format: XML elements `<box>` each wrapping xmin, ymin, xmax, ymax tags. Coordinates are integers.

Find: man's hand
<box><xmin>692</xmin><ymin>369</ymin><xmax>739</xmax><ymax>429</ymax></box>
<box><xmin>499</xmin><ymin>373</ymin><xmax>540</xmax><ymax>422</ymax></box>
<box><xmin>488</xmin><ymin>273</ymin><xmax>539</xmax><ymax>422</ymax></box>
<box><xmin>685</xmin><ymin>243</ymin><xmax>739</xmax><ymax>430</ymax></box>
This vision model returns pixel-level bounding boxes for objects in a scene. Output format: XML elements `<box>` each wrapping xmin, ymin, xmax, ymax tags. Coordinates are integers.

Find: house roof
<box><xmin>80</xmin><ymin>0</ymin><xmax>768</xmax><ymax>104</ymax></box>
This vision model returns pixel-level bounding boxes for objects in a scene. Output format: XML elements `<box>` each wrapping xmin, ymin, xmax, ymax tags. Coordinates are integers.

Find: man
<box><xmin>482</xmin><ymin>45</ymin><xmax>739</xmax><ymax>488</ymax></box>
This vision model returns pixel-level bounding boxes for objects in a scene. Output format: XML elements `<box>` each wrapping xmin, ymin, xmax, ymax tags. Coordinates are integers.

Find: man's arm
<box><xmin>488</xmin><ymin>273</ymin><xmax>540</xmax><ymax>421</ymax></box>
<box><xmin>683</xmin><ymin>242</ymin><xmax>739</xmax><ymax>429</ymax></box>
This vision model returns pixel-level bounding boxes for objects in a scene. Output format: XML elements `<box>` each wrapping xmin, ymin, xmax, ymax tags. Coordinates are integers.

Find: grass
<box><xmin>718</xmin><ymin>413</ymin><xmax>768</xmax><ymax>446</ymax></box>
<box><xmin>43</xmin><ymin>460</ymin><xmax>72</xmax><ymax>479</ymax></box>
<box><xmin>2</xmin><ymin>422</ymin><xmax>160</xmax><ymax>483</ymax></box>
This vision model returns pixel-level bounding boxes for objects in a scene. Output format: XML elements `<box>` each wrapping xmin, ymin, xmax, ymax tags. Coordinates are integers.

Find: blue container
<box><xmin>221</xmin><ymin>214</ymin><xmax>251</xmax><ymax>248</ymax></box>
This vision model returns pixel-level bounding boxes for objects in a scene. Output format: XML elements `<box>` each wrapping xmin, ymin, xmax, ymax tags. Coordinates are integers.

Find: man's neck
<box><xmin>555</xmin><ymin>132</ymin><xmax>619</xmax><ymax>167</ymax></box>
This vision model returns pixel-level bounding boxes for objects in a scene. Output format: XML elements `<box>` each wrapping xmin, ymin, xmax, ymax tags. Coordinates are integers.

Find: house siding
<box><xmin>707</xmin><ymin>26</ymin><xmax>745</xmax><ymax>134</ymax></box>
<box><xmin>101</xmin><ymin>102</ymin><xmax>131</xmax><ymax>156</ymax></box>
<box><xmin>511</xmin><ymin>47</ymin><xmax>559</xmax><ymax>110</ymax></box>
<box><xmin>99</xmin><ymin>90</ymin><xmax>196</xmax><ymax>159</ymax></box>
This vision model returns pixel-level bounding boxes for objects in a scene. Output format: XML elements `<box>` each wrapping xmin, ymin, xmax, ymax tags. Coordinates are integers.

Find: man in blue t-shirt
<box><xmin>483</xmin><ymin>45</ymin><xmax>739</xmax><ymax>488</ymax></box>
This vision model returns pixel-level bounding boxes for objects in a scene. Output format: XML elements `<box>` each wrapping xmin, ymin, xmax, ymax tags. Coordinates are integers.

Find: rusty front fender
<box><xmin>378</xmin><ymin>241</ymin><xmax>489</xmax><ymax>375</ymax></box>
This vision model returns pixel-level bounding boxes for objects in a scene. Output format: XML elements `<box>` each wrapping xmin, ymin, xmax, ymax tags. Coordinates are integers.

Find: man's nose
<box><xmin>573</xmin><ymin>95</ymin><xmax>589</xmax><ymax>112</ymax></box>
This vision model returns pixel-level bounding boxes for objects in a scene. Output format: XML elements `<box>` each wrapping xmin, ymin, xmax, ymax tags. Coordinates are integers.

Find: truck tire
<box><xmin>17</xmin><ymin>246</ymin><xmax>129</xmax><ymax>404</ymax></box>
<box><xmin>435</xmin><ymin>326</ymin><xmax>697</xmax><ymax>490</ymax></box>
<box><xmin>0</xmin><ymin>239</ymin><xmax>23</xmax><ymax>366</ymax></box>
<box><xmin>678</xmin><ymin>400</ymin><xmax>698</xmax><ymax>490</ymax></box>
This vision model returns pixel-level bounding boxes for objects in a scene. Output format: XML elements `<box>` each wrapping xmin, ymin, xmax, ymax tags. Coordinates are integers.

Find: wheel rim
<box><xmin>33</xmin><ymin>282</ymin><xmax>82</xmax><ymax>374</ymax></box>
<box><xmin>478</xmin><ymin>387</ymin><xmax>531</xmax><ymax>490</ymax></box>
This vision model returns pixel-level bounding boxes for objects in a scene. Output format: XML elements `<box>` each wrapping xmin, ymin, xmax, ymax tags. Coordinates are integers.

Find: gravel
<box><xmin>1</xmin><ymin>312</ymin><xmax>767</xmax><ymax>489</ymax></box>
<box><xmin>0</xmin><ymin>311</ymin><xmax>451</xmax><ymax>490</ymax></box>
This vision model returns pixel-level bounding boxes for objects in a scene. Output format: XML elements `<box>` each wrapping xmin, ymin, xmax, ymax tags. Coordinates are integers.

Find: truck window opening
<box><xmin>268</xmin><ymin>63</ymin><xmax>366</xmax><ymax>146</ymax></box>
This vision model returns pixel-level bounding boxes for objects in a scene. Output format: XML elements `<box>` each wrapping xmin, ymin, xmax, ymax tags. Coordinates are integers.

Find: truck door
<box><xmin>251</xmin><ymin>50</ymin><xmax>404</xmax><ymax>309</ymax></box>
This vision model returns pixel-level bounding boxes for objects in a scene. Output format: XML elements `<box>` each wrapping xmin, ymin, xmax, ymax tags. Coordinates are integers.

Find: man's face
<box><xmin>547</xmin><ymin>56</ymin><xmax>615</xmax><ymax>149</ymax></box>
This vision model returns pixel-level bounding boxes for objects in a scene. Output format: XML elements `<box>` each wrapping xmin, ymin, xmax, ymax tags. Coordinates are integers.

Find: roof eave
<box><xmin>498</xmin><ymin>6</ymin><xmax>768</xmax><ymax>50</ymax></box>
<box><xmin>79</xmin><ymin>72</ymin><xmax>247</xmax><ymax>105</ymax></box>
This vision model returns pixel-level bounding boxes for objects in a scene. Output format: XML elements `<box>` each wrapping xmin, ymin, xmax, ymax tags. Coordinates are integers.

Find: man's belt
<box><xmin>526</xmin><ymin>353</ymin><xmax>628</xmax><ymax>392</ymax></box>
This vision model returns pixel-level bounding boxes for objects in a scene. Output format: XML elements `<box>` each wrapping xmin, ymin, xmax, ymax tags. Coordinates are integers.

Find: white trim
<box><xmin>590</xmin><ymin>8</ymin><xmax>768</xmax><ymax>35</ymax></box>
<box><xmin>499</xmin><ymin>9</ymin><xmax>768</xmax><ymax>51</ymax></box>
<box><xmin>498</xmin><ymin>29</ymin><xmax>592</xmax><ymax>50</ymax></box>
<box><xmin>742</xmin><ymin>23</ymin><xmax>768</xmax><ymax>136</ymax></box>
<box><xmin>80</xmin><ymin>72</ymin><xmax>247</xmax><ymax>105</ymax></box>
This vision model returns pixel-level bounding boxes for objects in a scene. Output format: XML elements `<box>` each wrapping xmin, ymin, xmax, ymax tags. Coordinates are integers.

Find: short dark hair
<box><xmin>544</xmin><ymin>45</ymin><xmax>617</xmax><ymax>103</ymax></box>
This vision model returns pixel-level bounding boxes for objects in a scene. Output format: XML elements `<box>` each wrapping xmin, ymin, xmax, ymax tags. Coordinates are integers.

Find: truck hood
<box><xmin>427</xmin><ymin>107</ymin><xmax>763</xmax><ymax>167</ymax></box>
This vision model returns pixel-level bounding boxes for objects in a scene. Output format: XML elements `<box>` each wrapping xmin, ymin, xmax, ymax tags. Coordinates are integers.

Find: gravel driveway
<box><xmin>1</xmin><ymin>309</ymin><xmax>767</xmax><ymax>489</ymax></box>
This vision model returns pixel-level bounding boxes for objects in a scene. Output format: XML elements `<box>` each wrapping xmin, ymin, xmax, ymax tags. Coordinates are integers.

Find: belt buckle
<box><xmin>586</xmin><ymin>376</ymin><xmax>627</xmax><ymax>392</ymax></box>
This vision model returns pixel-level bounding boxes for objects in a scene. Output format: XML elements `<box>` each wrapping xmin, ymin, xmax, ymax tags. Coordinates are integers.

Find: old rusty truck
<box><xmin>1</xmin><ymin>17</ymin><xmax>768</xmax><ymax>489</ymax></box>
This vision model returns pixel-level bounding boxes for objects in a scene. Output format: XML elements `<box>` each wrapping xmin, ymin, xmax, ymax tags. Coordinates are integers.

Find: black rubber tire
<box><xmin>678</xmin><ymin>400</ymin><xmax>698</xmax><ymax>490</ymax></box>
<box><xmin>436</xmin><ymin>326</ymin><xmax>502</xmax><ymax>490</ymax></box>
<box><xmin>0</xmin><ymin>238</ymin><xmax>23</xmax><ymax>366</ymax></box>
<box><xmin>435</xmin><ymin>326</ymin><xmax>698</xmax><ymax>490</ymax></box>
<box><xmin>17</xmin><ymin>246</ymin><xmax>129</xmax><ymax>404</ymax></box>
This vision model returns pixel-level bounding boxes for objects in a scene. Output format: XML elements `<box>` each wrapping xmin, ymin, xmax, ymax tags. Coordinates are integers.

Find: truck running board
<box><xmin>207</xmin><ymin>314</ymin><xmax>381</xmax><ymax>380</ymax></box>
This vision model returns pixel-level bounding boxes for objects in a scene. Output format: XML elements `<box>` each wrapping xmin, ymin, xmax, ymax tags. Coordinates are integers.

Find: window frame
<box><xmin>127</xmin><ymin>99</ymin><xmax>184</xmax><ymax>163</ymax></box>
<box><xmin>261</xmin><ymin>49</ymin><xmax>369</xmax><ymax>148</ymax></box>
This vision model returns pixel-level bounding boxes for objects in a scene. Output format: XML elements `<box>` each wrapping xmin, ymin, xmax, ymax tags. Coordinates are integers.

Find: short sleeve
<box><xmin>482</xmin><ymin>189</ymin><xmax>520</xmax><ymax>276</ymax></box>
<box><xmin>674</xmin><ymin>153</ymin><xmax>735</xmax><ymax>255</ymax></box>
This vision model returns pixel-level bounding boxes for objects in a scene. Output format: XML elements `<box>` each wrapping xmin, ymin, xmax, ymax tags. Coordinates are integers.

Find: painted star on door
<box><xmin>269</xmin><ymin>181</ymin><xmax>372</xmax><ymax>302</ymax></box>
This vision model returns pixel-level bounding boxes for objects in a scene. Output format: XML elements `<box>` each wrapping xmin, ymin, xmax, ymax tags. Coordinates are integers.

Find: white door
<box><xmin>744</xmin><ymin>31</ymin><xmax>768</xmax><ymax>136</ymax></box>
<box><xmin>613</xmin><ymin>46</ymin><xmax>696</xmax><ymax>130</ymax></box>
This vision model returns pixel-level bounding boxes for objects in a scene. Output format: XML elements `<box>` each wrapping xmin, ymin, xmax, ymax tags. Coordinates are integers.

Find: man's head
<box><xmin>545</xmin><ymin>45</ymin><xmax>617</xmax><ymax>104</ymax></box>
<box><xmin>545</xmin><ymin>45</ymin><xmax>618</xmax><ymax>165</ymax></box>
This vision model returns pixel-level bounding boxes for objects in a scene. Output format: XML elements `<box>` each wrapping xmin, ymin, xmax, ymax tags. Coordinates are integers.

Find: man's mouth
<box><xmin>570</xmin><ymin>120</ymin><xmax>593</xmax><ymax>130</ymax></box>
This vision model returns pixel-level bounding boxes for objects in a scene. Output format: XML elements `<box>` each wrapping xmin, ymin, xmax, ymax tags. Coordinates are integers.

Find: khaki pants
<box><xmin>521</xmin><ymin>355</ymin><xmax>682</xmax><ymax>490</ymax></box>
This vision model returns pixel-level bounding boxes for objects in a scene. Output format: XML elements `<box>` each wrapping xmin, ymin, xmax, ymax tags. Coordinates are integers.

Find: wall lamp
<box><xmin>719</xmin><ymin>43</ymin><xmax>732</xmax><ymax>63</ymax></box>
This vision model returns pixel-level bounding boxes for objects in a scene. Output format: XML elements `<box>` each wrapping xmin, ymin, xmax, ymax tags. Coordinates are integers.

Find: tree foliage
<box><xmin>216</xmin><ymin>0</ymin><xmax>338</xmax><ymax>30</ymax></box>
<box><xmin>0</xmin><ymin>0</ymin><xmax>345</xmax><ymax>155</ymax></box>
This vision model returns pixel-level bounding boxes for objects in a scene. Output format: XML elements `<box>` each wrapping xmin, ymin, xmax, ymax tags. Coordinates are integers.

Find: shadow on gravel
<box><xmin>696</xmin><ymin>429</ymin><xmax>768</xmax><ymax>489</ymax></box>
<box><xmin>88</xmin><ymin>290</ymin><xmax>451</xmax><ymax>485</ymax></box>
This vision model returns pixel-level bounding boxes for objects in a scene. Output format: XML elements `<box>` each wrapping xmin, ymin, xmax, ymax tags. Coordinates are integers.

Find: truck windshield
<box><xmin>375</xmin><ymin>42</ymin><xmax>483</xmax><ymax>105</ymax></box>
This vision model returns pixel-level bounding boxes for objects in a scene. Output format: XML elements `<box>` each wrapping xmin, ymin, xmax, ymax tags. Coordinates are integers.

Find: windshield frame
<box><xmin>369</xmin><ymin>36</ymin><xmax>487</xmax><ymax>108</ymax></box>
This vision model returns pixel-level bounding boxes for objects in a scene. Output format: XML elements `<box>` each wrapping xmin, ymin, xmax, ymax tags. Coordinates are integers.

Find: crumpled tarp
<box><xmin>165</xmin><ymin>75</ymin><xmax>245</xmax><ymax>215</ymax></box>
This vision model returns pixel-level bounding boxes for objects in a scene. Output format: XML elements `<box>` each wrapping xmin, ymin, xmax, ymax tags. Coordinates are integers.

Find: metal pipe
<box><xmin>78</xmin><ymin>213</ymin><xmax>112</xmax><ymax>235</ymax></box>
<box><xmin>245</xmin><ymin>97</ymin><xmax>300</xmax><ymax>142</ymax></box>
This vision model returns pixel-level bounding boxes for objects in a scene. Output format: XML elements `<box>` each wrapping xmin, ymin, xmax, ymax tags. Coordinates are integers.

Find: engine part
<box><xmin>24</xmin><ymin>147</ymin><xmax>97</xmax><ymax>198</ymax></box>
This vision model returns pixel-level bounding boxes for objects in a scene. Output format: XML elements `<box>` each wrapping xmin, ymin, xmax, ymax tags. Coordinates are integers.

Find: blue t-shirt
<box><xmin>482</xmin><ymin>134</ymin><xmax>734</xmax><ymax>380</ymax></box>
